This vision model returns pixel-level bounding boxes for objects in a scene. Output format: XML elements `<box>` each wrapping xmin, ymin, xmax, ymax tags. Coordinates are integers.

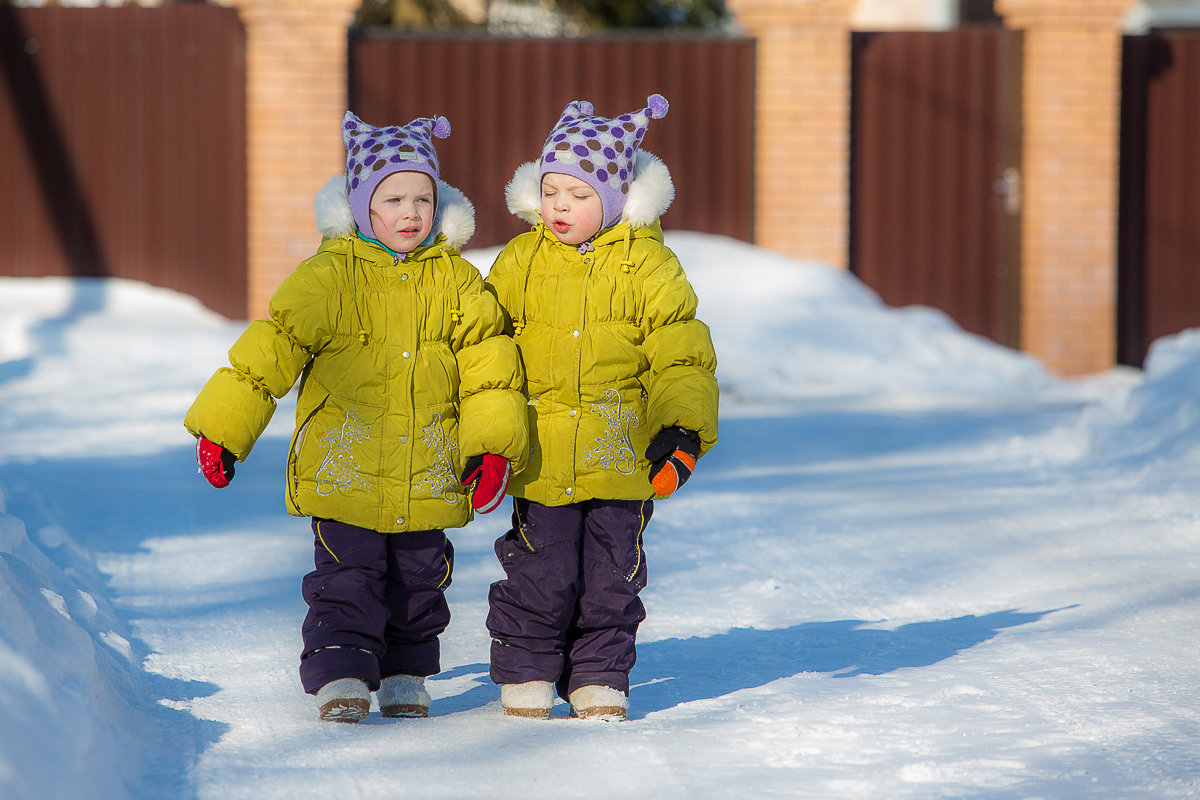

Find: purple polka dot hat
<box><xmin>342</xmin><ymin>111</ymin><xmax>451</xmax><ymax>239</ymax></box>
<box><xmin>540</xmin><ymin>94</ymin><xmax>669</xmax><ymax>230</ymax></box>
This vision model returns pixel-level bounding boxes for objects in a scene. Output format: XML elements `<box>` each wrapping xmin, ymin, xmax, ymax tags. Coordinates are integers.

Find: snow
<box><xmin>1</xmin><ymin>231</ymin><xmax>1198</xmax><ymax>799</ymax></box>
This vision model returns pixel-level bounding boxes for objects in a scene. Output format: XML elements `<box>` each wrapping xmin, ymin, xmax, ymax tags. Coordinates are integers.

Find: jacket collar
<box><xmin>505</xmin><ymin>150</ymin><xmax>675</xmax><ymax>231</ymax></box>
<box><xmin>313</xmin><ymin>174</ymin><xmax>476</xmax><ymax>251</ymax></box>
<box><xmin>534</xmin><ymin>218</ymin><xmax>665</xmax><ymax>251</ymax></box>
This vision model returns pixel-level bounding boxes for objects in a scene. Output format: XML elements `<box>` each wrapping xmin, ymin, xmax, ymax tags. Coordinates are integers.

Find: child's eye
<box><xmin>574</xmin><ymin>195</ymin><xmax>589</xmax><ymax>201</ymax></box>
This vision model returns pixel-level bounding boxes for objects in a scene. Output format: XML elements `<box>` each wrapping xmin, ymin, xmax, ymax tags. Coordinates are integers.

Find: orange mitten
<box><xmin>646</xmin><ymin>427</ymin><xmax>701</xmax><ymax>498</ymax></box>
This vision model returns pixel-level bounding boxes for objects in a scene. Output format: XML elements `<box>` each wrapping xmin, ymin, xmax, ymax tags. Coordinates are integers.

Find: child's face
<box><xmin>369</xmin><ymin>171</ymin><xmax>436</xmax><ymax>254</ymax></box>
<box><xmin>540</xmin><ymin>173</ymin><xmax>603</xmax><ymax>245</ymax></box>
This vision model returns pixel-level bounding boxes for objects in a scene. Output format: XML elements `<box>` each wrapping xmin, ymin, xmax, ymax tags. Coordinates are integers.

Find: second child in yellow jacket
<box><xmin>484</xmin><ymin>95</ymin><xmax>719</xmax><ymax>721</ymax></box>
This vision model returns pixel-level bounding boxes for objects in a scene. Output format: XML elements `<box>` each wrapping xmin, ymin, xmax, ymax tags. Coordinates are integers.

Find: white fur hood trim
<box><xmin>505</xmin><ymin>151</ymin><xmax>675</xmax><ymax>230</ymax></box>
<box><xmin>313</xmin><ymin>175</ymin><xmax>476</xmax><ymax>251</ymax></box>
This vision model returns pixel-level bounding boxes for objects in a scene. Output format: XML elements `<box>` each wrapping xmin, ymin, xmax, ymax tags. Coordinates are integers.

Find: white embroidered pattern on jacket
<box><xmin>583</xmin><ymin>388</ymin><xmax>640</xmax><ymax>475</ymax></box>
<box><xmin>315</xmin><ymin>410</ymin><xmax>375</xmax><ymax>496</ymax></box>
<box><xmin>415</xmin><ymin>413</ymin><xmax>461</xmax><ymax>503</ymax></box>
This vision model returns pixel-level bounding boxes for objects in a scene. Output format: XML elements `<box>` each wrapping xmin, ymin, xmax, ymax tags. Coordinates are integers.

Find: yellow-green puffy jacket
<box><xmin>185</xmin><ymin>179</ymin><xmax>528</xmax><ymax>533</ymax></box>
<box><xmin>487</xmin><ymin>152</ymin><xmax>718</xmax><ymax>506</ymax></box>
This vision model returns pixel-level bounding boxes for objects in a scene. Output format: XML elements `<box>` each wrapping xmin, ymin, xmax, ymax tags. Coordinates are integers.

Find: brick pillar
<box><xmin>725</xmin><ymin>0</ymin><xmax>855</xmax><ymax>269</ymax></box>
<box><xmin>996</xmin><ymin>0</ymin><xmax>1134</xmax><ymax>375</ymax></box>
<box><xmin>231</xmin><ymin>0</ymin><xmax>360</xmax><ymax>318</ymax></box>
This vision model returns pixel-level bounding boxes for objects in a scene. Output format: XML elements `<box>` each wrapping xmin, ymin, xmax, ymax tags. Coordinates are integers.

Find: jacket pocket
<box><xmin>287</xmin><ymin>392</ymin><xmax>328</xmax><ymax>509</ymax></box>
<box><xmin>289</xmin><ymin>389</ymin><xmax>385</xmax><ymax>515</ymax></box>
<box><xmin>411</xmin><ymin>407</ymin><xmax>464</xmax><ymax>505</ymax></box>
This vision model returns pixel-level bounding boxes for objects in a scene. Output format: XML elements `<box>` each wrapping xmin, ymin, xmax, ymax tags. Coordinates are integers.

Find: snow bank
<box><xmin>1082</xmin><ymin>327</ymin><xmax>1200</xmax><ymax>468</ymax></box>
<box><xmin>0</xmin><ymin>487</ymin><xmax>151</xmax><ymax>798</ymax></box>
<box><xmin>1</xmin><ymin>278</ymin><xmax>234</xmax><ymax>798</ymax></box>
<box><xmin>667</xmin><ymin>233</ymin><xmax>1060</xmax><ymax>405</ymax></box>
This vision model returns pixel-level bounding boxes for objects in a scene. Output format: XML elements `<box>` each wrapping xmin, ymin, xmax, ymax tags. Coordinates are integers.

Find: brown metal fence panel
<box><xmin>850</xmin><ymin>30</ymin><xmax>1022</xmax><ymax>348</ymax></box>
<box><xmin>0</xmin><ymin>5</ymin><xmax>247</xmax><ymax>318</ymax></box>
<box><xmin>1119</xmin><ymin>33</ymin><xmax>1200</xmax><ymax>367</ymax></box>
<box><xmin>348</xmin><ymin>32</ymin><xmax>754</xmax><ymax>249</ymax></box>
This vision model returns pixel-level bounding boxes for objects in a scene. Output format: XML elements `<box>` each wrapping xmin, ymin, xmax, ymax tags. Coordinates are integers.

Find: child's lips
<box><xmin>552</xmin><ymin>219</ymin><xmax>571</xmax><ymax>232</ymax></box>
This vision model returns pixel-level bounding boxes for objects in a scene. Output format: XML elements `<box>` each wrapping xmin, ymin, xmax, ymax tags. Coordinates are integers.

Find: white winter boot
<box><xmin>500</xmin><ymin>680</ymin><xmax>554</xmax><ymax>719</ymax></box>
<box><xmin>569</xmin><ymin>685</ymin><xmax>628</xmax><ymax>721</ymax></box>
<box><xmin>315</xmin><ymin>677</ymin><xmax>371</xmax><ymax>723</ymax></box>
<box><xmin>377</xmin><ymin>674</ymin><xmax>431</xmax><ymax>718</ymax></box>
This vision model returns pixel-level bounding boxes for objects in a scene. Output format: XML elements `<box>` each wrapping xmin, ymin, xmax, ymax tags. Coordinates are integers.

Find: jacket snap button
<box><xmin>403</xmin><ymin>351</ymin><xmax>411</xmax><ymax>359</ymax></box>
<box><xmin>396</xmin><ymin>517</ymin><xmax>406</xmax><ymax>525</ymax></box>
<box><xmin>564</xmin><ymin>488</ymin><xmax>573</xmax><ymax>495</ymax></box>
<box><xmin>572</xmin><ymin>329</ymin><xmax>580</xmax><ymax>337</ymax></box>
<box><xmin>401</xmin><ymin>273</ymin><xmax>409</xmax><ymax>280</ymax></box>
<box><xmin>568</xmin><ymin>408</ymin><xmax>577</xmax><ymax>417</ymax></box>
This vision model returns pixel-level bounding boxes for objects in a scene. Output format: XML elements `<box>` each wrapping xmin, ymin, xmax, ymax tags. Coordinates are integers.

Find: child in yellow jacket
<box><xmin>185</xmin><ymin>112</ymin><xmax>527</xmax><ymax>722</ymax></box>
<box><xmin>484</xmin><ymin>94</ymin><xmax>719</xmax><ymax>720</ymax></box>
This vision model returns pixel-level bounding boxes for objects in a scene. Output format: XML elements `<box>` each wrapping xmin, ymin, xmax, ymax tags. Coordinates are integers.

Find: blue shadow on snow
<box><xmin>628</xmin><ymin>608</ymin><xmax>1068</xmax><ymax>719</ymax></box>
<box><xmin>422</xmin><ymin>609</ymin><xmax>1067</xmax><ymax>719</ymax></box>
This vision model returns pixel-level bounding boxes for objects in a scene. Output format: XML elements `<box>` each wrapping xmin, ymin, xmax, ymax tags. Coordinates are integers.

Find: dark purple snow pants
<box><xmin>487</xmin><ymin>497</ymin><xmax>652</xmax><ymax>698</ymax></box>
<box><xmin>298</xmin><ymin>518</ymin><xmax>453</xmax><ymax>694</ymax></box>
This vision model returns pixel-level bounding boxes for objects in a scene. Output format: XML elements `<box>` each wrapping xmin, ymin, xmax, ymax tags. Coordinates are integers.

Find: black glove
<box><xmin>646</xmin><ymin>426</ymin><xmax>701</xmax><ymax>498</ymax></box>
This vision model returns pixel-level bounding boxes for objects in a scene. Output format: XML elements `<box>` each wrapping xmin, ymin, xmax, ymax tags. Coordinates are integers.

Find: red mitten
<box><xmin>460</xmin><ymin>454</ymin><xmax>510</xmax><ymax>513</ymax></box>
<box><xmin>646</xmin><ymin>427</ymin><xmax>701</xmax><ymax>498</ymax></box>
<box><xmin>196</xmin><ymin>436</ymin><xmax>236</xmax><ymax>488</ymax></box>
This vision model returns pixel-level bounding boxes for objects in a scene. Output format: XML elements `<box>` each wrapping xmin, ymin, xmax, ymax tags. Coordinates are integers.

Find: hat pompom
<box><xmin>432</xmin><ymin>115</ymin><xmax>451</xmax><ymax>139</ymax></box>
<box><xmin>646</xmin><ymin>94</ymin><xmax>669</xmax><ymax>120</ymax></box>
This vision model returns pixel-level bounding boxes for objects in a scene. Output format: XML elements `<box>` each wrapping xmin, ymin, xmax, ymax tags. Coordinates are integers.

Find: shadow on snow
<box><xmin>628</xmin><ymin>608</ymin><xmax>1067</xmax><ymax>719</ymax></box>
<box><xmin>0</xmin><ymin>278</ymin><xmax>110</xmax><ymax>386</ymax></box>
<box><xmin>423</xmin><ymin>608</ymin><xmax>1066</xmax><ymax>720</ymax></box>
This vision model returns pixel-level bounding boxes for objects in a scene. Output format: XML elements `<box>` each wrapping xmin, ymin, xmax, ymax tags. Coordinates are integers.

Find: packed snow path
<box><xmin>1</xmin><ymin>234</ymin><xmax>1198</xmax><ymax>798</ymax></box>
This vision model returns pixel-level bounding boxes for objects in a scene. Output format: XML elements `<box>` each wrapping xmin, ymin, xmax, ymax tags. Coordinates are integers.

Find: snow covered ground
<box><xmin>1</xmin><ymin>232</ymin><xmax>1198</xmax><ymax>799</ymax></box>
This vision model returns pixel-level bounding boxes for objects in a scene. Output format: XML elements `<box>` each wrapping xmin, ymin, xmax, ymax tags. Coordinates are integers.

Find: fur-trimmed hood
<box><xmin>504</xmin><ymin>151</ymin><xmax>675</xmax><ymax>231</ymax></box>
<box><xmin>313</xmin><ymin>175</ymin><xmax>477</xmax><ymax>251</ymax></box>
